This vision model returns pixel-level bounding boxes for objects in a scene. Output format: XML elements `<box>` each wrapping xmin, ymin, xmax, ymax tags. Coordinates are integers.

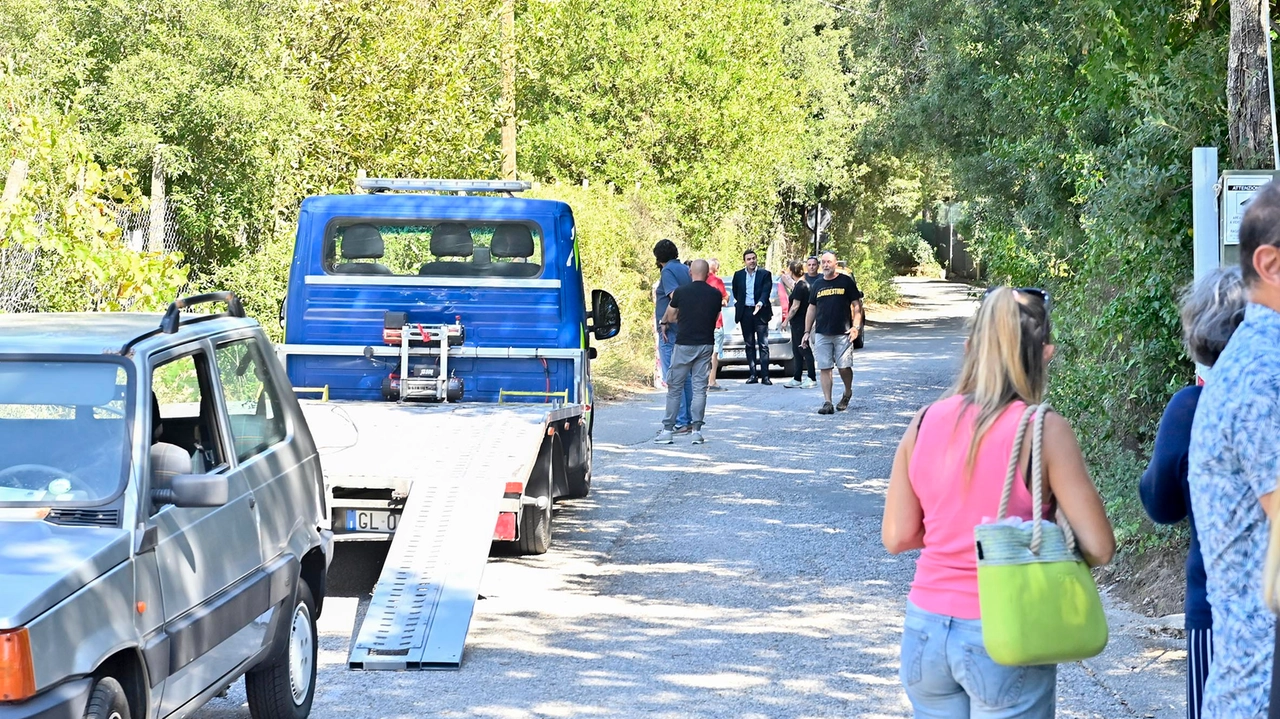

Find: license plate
<box><xmin>722</xmin><ymin>348</ymin><xmax>746</xmax><ymax>359</ymax></box>
<box><xmin>344</xmin><ymin>509</ymin><xmax>399</xmax><ymax>533</ymax></box>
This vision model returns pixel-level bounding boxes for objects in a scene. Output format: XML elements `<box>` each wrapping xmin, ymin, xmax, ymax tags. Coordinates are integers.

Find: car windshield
<box><xmin>0</xmin><ymin>360</ymin><xmax>133</xmax><ymax>506</ymax></box>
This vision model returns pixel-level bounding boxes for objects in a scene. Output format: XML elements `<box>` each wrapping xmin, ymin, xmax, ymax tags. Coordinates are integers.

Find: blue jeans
<box><xmin>900</xmin><ymin>602</ymin><xmax>1057</xmax><ymax>718</ymax></box>
<box><xmin>658</xmin><ymin>327</ymin><xmax>691</xmax><ymax>427</ymax></box>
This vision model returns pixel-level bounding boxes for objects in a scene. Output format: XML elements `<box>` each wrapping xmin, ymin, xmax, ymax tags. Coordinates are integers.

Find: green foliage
<box><xmin>0</xmin><ymin>65</ymin><xmax>187</xmax><ymax>312</ymax></box>
<box><xmin>887</xmin><ymin>232</ymin><xmax>944</xmax><ymax>277</ymax></box>
<box><xmin>852</xmin><ymin>0</ymin><xmax>1229</xmax><ymax>556</ymax></box>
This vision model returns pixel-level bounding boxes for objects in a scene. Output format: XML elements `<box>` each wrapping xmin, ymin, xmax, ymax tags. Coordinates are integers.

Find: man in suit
<box><xmin>731</xmin><ymin>249</ymin><xmax>774</xmax><ymax>384</ymax></box>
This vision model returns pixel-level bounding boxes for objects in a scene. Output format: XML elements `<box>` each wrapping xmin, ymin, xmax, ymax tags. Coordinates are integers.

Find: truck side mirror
<box><xmin>153</xmin><ymin>474</ymin><xmax>230</xmax><ymax>508</ymax></box>
<box><xmin>589</xmin><ymin>290</ymin><xmax>621</xmax><ymax>340</ymax></box>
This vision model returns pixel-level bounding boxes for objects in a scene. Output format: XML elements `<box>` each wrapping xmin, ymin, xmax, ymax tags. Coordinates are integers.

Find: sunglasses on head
<box><xmin>983</xmin><ymin>286</ymin><xmax>1051</xmax><ymax>315</ymax></box>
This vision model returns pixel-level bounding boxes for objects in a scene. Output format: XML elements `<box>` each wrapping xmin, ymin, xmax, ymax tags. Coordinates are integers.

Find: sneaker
<box><xmin>745</xmin><ymin>377</ymin><xmax>759</xmax><ymax>385</ymax></box>
<box><xmin>837</xmin><ymin>391</ymin><xmax>852</xmax><ymax>411</ymax></box>
<box><xmin>690</xmin><ymin>431</ymin><xmax>705</xmax><ymax>445</ymax></box>
<box><xmin>673</xmin><ymin>425</ymin><xmax>693</xmax><ymax>435</ymax></box>
<box><xmin>801</xmin><ymin>378</ymin><xmax>817</xmax><ymax>389</ymax></box>
<box><xmin>761</xmin><ymin>377</ymin><xmax>773</xmax><ymax>385</ymax></box>
<box><xmin>654</xmin><ymin>429</ymin><xmax>675</xmax><ymax>444</ymax></box>
<box><xmin>707</xmin><ymin>384</ymin><xmax>727</xmax><ymax>392</ymax></box>
<box><xmin>818</xmin><ymin>402</ymin><xmax>835</xmax><ymax>415</ymax></box>
<box><xmin>783</xmin><ymin>379</ymin><xmax>802</xmax><ymax>388</ymax></box>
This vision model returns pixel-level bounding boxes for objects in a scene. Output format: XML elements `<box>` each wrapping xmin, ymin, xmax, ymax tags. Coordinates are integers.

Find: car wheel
<box><xmin>781</xmin><ymin>358</ymin><xmax>796</xmax><ymax>378</ymax></box>
<box><xmin>246</xmin><ymin>583</ymin><xmax>317</xmax><ymax>719</ymax></box>
<box><xmin>84</xmin><ymin>676</ymin><xmax>130</xmax><ymax>719</ymax></box>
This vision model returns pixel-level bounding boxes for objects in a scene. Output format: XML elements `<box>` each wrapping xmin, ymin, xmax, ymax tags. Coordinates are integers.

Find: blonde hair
<box><xmin>949</xmin><ymin>287</ymin><xmax>1052</xmax><ymax>476</ymax></box>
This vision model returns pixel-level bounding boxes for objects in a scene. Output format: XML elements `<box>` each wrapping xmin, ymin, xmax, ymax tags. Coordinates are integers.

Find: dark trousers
<box><xmin>790</xmin><ymin>322</ymin><xmax>816</xmax><ymax>381</ymax></box>
<box><xmin>741</xmin><ymin>315</ymin><xmax>770</xmax><ymax>378</ymax></box>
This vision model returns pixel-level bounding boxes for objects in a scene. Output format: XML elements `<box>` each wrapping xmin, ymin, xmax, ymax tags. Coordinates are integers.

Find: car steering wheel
<box><xmin>0</xmin><ymin>464</ymin><xmax>79</xmax><ymax>491</ymax></box>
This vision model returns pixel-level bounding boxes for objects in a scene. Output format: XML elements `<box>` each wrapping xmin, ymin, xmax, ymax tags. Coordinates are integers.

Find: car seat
<box><xmin>333</xmin><ymin>224</ymin><xmax>393</xmax><ymax>275</ymax></box>
<box><xmin>418</xmin><ymin>223</ymin><xmax>474</xmax><ymax>276</ymax></box>
<box><xmin>488</xmin><ymin>224</ymin><xmax>542</xmax><ymax>278</ymax></box>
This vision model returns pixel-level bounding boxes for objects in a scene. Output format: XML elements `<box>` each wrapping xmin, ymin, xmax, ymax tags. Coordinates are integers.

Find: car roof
<box><xmin>300</xmin><ymin>193</ymin><xmax>572</xmax><ymax>220</ymax></box>
<box><xmin>0</xmin><ymin>313</ymin><xmax>261</xmax><ymax>357</ymax></box>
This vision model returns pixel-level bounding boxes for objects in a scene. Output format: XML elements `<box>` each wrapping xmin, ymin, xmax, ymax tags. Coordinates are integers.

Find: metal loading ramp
<box><xmin>317</xmin><ymin>405</ymin><xmax>553</xmax><ymax>670</ymax></box>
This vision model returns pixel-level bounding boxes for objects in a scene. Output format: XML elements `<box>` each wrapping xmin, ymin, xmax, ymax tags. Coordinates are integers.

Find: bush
<box><xmin>886</xmin><ymin>232</ymin><xmax>944</xmax><ymax>277</ymax></box>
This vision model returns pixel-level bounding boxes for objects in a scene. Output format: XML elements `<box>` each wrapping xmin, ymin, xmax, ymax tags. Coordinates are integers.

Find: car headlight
<box><xmin>0</xmin><ymin>628</ymin><xmax>35</xmax><ymax>702</ymax></box>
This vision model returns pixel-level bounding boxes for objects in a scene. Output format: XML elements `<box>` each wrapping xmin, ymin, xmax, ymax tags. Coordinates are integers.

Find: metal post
<box><xmin>1264</xmin><ymin>0</ymin><xmax>1280</xmax><ymax>168</ymax></box>
<box><xmin>947</xmin><ymin>204</ymin><xmax>955</xmax><ymax>278</ymax></box>
<box><xmin>1192</xmin><ymin>147</ymin><xmax>1221</xmax><ymax>282</ymax></box>
<box><xmin>439</xmin><ymin>327</ymin><xmax>449</xmax><ymax>404</ymax></box>
<box><xmin>501</xmin><ymin>0</ymin><xmax>517</xmax><ymax>180</ymax></box>
<box><xmin>814</xmin><ymin>202</ymin><xmax>822</xmax><ymax>256</ymax></box>
<box><xmin>1192</xmin><ymin>147</ymin><xmax>1221</xmax><ymax>381</ymax></box>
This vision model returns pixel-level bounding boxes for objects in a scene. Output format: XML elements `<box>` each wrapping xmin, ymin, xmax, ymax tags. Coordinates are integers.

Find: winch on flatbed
<box><xmin>375</xmin><ymin>311</ymin><xmax>465</xmax><ymax>402</ymax></box>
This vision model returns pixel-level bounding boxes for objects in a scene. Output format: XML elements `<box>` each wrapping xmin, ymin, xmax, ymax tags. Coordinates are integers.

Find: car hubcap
<box><xmin>288</xmin><ymin>603</ymin><xmax>313</xmax><ymax>705</ymax></box>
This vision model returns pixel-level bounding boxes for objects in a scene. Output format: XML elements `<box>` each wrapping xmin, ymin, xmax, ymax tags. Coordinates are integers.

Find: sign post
<box><xmin>804</xmin><ymin>204</ymin><xmax>833</xmax><ymax>256</ymax></box>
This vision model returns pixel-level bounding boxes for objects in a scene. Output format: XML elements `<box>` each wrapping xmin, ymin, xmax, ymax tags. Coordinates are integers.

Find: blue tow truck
<box><xmin>274</xmin><ymin>178</ymin><xmax>620</xmax><ymax>670</ymax></box>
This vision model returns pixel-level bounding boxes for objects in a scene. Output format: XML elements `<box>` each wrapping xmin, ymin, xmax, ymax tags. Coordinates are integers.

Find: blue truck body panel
<box><xmin>283</xmin><ymin>193</ymin><xmax>589</xmax><ymax>405</ymax></box>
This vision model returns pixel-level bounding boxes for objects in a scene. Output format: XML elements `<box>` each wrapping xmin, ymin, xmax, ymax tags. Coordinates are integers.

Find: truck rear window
<box><xmin>327</xmin><ymin>221</ymin><xmax>543</xmax><ymax>278</ymax></box>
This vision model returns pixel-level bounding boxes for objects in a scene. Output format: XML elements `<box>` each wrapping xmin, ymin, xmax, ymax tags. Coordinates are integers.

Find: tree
<box><xmin>1228</xmin><ymin>0</ymin><xmax>1274</xmax><ymax>168</ymax></box>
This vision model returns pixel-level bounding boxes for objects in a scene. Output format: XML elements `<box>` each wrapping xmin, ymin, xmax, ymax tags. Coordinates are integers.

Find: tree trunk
<box><xmin>1229</xmin><ymin>0</ymin><xmax>1274</xmax><ymax>169</ymax></box>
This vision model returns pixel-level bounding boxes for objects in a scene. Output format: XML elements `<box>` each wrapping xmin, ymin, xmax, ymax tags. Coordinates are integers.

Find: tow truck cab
<box><xmin>282</xmin><ymin>185</ymin><xmax>619</xmax><ymax>409</ymax></box>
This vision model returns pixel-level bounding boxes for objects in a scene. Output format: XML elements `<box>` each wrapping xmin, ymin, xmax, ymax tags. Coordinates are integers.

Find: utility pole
<box><xmin>501</xmin><ymin>0</ymin><xmax>517</xmax><ymax>180</ymax></box>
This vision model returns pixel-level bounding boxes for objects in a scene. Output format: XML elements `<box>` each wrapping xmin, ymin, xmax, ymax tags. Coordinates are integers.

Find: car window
<box><xmin>152</xmin><ymin>352</ymin><xmax>226</xmax><ymax>474</ymax></box>
<box><xmin>326</xmin><ymin>221</ymin><xmax>544</xmax><ymax>278</ymax></box>
<box><xmin>215</xmin><ymin>338</ymin><xmax>286</xmax><ymax>462</ymax></box>
<box><xmin>0</xmin><ymin>361</ymin><xmax>131</xmax><ymax>506</ymax></box>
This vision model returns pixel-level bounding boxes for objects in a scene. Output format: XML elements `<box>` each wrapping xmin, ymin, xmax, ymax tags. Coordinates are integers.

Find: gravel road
<box><xmin>198</xmin><ymin>278</ymin><xmax>1185</xmax><ymax>718</ymax></box>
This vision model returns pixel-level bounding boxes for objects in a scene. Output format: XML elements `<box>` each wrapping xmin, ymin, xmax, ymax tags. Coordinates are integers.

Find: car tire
<box><xmin>246</xmin><ymin>583</ymin><xmax>318</xmax><ymax>719</ymax></box>
<box><xmin>84</xmin><ymin>676</ymin><xmax>130</xmax><ymax>719</ymax></box>
<box><xmin>781</xmin><ymin>358</ymin><xmax>796</xmax><ymax>378</ymax></box>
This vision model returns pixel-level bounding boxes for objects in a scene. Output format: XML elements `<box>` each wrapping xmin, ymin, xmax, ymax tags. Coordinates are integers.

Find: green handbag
<box><xmin>974</xmin><ymin>403</ymin><xmax>1108</xmax><ymax>666</ymax></box>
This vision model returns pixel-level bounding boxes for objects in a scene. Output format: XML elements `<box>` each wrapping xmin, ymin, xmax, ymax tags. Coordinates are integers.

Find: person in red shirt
<box><xmin>705</xmin><ymin>258</ymin><xmax>729</xmax><ymax>391</ymax></box>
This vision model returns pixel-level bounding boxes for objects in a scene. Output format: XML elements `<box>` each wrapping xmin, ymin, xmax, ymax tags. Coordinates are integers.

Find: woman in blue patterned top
<box><xmin>1141</xmin><ymin>266</ymin><xmax>1245</xmax><ymax>719</ymax></box>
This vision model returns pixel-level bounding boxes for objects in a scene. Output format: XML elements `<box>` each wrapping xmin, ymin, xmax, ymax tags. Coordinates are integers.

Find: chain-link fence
<box><xmin>107</xmin><ymin>199</ymin><xmax>183</xmax><ymax>255</ymax></box>
<box><xmin>0</xmin><ymin>243</ymin><xmax>39</xmax><ymax>313</ymax></box>
<box><xmin>0</xmin><ymin>200</ymin><xmax>184</xmax><ymax>312</ymax></box>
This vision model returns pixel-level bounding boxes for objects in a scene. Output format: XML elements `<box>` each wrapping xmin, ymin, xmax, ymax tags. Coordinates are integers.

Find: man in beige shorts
<box><xmin>802</xmin><ymin>251</ymin><xmax>864</xmax><ymax>414</ymax></box>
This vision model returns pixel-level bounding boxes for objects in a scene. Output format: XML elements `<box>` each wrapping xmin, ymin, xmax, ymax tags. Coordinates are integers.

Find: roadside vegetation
<box><xmin>0</xmin><ymin>0</ymin><xmax>1260</xmax><ymax>573</ymax></box>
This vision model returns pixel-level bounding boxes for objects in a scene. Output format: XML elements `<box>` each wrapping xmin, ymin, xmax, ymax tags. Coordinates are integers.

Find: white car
<box><xmin>717</xmin><ymin>283</ymin><xmax>796</xmax><ymax>376</ymax></box>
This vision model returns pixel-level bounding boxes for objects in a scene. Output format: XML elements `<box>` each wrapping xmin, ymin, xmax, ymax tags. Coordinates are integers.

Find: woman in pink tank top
<box><xmin>881</xmin><ymin>287</ymin><xmax>1115</xmax><ymax>719</ymax></box>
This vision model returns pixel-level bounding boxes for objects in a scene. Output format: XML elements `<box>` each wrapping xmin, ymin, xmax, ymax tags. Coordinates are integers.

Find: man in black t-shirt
<box><xmin>802</xmin><ymin>251</ymin><xmax>864</xmax><ymax>415</ymax></box>
<box><xmin>655</xmin><ymin>259</ymin><xmax>722</xmax><ymax>445</ymax></box>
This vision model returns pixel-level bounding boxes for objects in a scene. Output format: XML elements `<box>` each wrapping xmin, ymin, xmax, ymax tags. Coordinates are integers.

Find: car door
<box><xmin>145</xmin><ymin>344</ymin><xmax>264</xmax><ymax>714</ymax></box>
<box><xmin>211</xmin><ymin>334</ymin><xmax>310</xmax><ymax>562</ymax></box>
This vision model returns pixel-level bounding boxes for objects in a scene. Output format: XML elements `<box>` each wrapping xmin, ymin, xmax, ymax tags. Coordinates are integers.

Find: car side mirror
<box><xmin>153</xmin><ymin>474</ymin><xmax>230</xmax><ymax>508</ymax></box>
<box><xmin>589</xmin><ymin>289</ymin><xmax>621</xmax><ymax>341</ymax></box>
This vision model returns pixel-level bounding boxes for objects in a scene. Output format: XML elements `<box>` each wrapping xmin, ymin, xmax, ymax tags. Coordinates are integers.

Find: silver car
<box><xmin>717</xmin><ymin>282</ymin><xmax>796</xmax><ymax>376</ymax></box>
<box><xmin>0</xmin><ymin>293</ymin><xmax>331</xmax><ymax>719</ymax></box>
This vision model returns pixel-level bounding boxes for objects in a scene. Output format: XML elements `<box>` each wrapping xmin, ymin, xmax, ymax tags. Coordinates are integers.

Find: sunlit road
<box><xmin>198</xmin><ymin>278</ymin><xmax>1182</xmax><ymax>718</ymax></box>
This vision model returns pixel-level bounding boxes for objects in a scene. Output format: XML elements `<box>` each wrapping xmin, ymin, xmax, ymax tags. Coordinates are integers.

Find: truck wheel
<box><xmin>84</xmin><ymin>676</ymin><xmax>130</xmax><ymax>719</ymax></box>
<box><xmin>563</xmin><ymin>432</ymin><xmax>592</xmax><ymax>500</ymax></box>
<box><xmin>246</xmin><ymin>583</ymin><xmax>317</xmax><ymax>719</ymax></box>
<box><xmin>517</xmin><ymin>494</ymin><xmax>552</xmax><ymax>555</ymax></box>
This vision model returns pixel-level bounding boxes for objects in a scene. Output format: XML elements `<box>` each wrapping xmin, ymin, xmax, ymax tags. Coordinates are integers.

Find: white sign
<box><xmin>1222</xmin><ymin>174</ymin><xmax>1276</xmax><ymax>246</ymax></box>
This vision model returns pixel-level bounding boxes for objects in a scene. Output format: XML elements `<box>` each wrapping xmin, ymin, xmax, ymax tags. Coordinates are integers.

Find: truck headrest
<box><xmin>491</xmin><ymin>224</ymin><xmax>535</xmax><ymax>259</ymax></box>
<box><xmin>341</xmin><ymin>224</ymin><xmax>386</xmax><ymax>259</ymax></box>
<box><xmin>431</xmin><ymin>223</ymin><xmax>474</xmax><ymax>258</ymax></box>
